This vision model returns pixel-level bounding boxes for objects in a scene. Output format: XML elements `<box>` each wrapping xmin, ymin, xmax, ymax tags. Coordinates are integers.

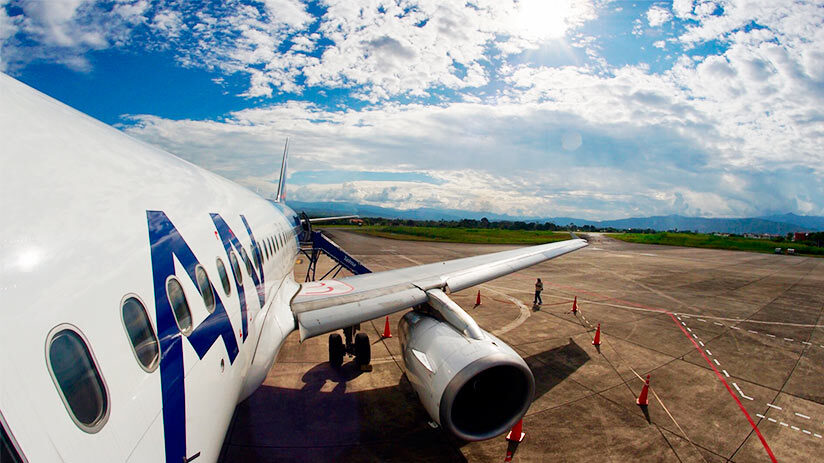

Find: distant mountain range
<box><xmin>286</xmin><ymin>201</ymin><xmax>824</xmax><ymax>234</ymax></box>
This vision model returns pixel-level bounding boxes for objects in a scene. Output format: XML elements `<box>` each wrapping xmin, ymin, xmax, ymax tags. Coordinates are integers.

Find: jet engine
<box><xmin>398</xmin><ymin>308</ymin><xmax>535</xmax><ymax>441</ymax></box>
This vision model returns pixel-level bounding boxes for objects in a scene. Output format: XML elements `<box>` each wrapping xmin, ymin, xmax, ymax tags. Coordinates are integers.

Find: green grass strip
<box><xmin>326</xmin><ymin>225</ymin><xmax>572</xmax><ymax>245</ymax></box>
<box><xmin>613</xmin><ymin>232</ymin><xmax>824</xmax><ymax>257</ymax></box>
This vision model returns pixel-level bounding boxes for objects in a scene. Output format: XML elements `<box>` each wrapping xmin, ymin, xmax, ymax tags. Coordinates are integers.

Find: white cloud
<box><xmin>672</xmin><ymin>0</ymin><xmax>694</xmax><ymax>19</ymax></box>
<box><xmin>151</xmin><ymin>10</ymin><xmax>186</xmax><ymax>38</ymax></box>
<box><xmin>122</xmin><ymin>56</ymin><xmax>824</xmax><ymax>219</ymax></box>
<box><xmin>646</xmin><ymin>5</ymin><xmax>673</xmax><ymax>27</ymax></box>
<box><xmin>1</xmin><ymin>0</ymin><xmax>150</xmax><ymax>71</ymax></box>
<box><xmin>4</xmin><ymin>0</ymin><xmax>824</xmax><ymax>218</ymax></box>
<box><xmin>2</xmin><ymin>0</ymin><xmax>598</xmax><ymax>100</ymax></box>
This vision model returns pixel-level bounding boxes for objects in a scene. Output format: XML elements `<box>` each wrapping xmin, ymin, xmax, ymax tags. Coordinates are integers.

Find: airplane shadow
<box><xmin>219</xmin><ymin>338</ymin><xmax>590</xmax><ymax>463</ymax></box>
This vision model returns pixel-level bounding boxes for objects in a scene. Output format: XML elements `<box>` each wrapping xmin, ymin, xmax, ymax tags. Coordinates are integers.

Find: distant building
<box><xmin>793</xmin><ymin>232</ymin><xmax>809</xmax><ymax>242</ymax></box>
<box><xmin>349</xmin><ymin>218</ymin><xmax>364</xmax><ymax>226</ymax></box>
<box><xmin>744</xmin><ymin>233</ymin><xmax>780</xmax><ymax>240</ymax></box>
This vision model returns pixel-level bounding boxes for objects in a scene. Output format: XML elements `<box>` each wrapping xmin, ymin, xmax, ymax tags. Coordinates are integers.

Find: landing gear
<box><xmin>328</xmin><ymin>324</ymin><xmax>371</xmax><ymax>370</ymax></box>
<box><xmin>329</xmin><ymin>333</ymin><xmax>344</xmax><ymax>368</ymax></box>
<box><xmin>354</xmin><ymin>332</ymin><xmax>370</xmax><ymax>366</ymax></box>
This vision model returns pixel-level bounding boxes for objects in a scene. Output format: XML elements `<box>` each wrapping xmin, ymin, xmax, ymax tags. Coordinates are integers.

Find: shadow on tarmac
<box><xmin>219</xmin><ymin>338</ymin><xmax>590</xmax><ymax>462</ymax></box>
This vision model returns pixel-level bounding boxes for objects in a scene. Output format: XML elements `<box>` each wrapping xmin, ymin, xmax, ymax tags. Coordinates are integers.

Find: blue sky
<box><xmin>2</xmin><ymin>0</ymin><xmax>823</xmax><ymax>219</ymax></box>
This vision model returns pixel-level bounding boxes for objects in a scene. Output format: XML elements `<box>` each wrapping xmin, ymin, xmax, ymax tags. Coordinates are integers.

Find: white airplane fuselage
<box><xmin>1</xmin><ymin>74</ymin><xmax>302</xmax><ymax>462</ymax></box>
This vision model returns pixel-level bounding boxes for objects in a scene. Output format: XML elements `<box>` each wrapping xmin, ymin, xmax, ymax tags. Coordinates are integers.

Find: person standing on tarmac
<box><xmin>534</xmin><ymin>278</ymin><xmax>543</xmax><ymax>305</ymax></box>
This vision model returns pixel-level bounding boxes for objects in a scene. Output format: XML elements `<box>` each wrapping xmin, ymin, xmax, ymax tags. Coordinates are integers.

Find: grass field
<box><xmin>326</xmin><ymin>225</ymin><xmax>573</xmax><ymax>244</ymax></box>
<box><xmin>613</xmin><ymin>232</ymin><xmax>824</xmax><ymax>256</ymax></box>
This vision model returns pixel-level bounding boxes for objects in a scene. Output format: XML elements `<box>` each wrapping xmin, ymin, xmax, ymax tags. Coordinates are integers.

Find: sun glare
<box><xmin>515</xmin><ymin>0</ymin><xmax>575</xmax><ymax>40</ymax></box>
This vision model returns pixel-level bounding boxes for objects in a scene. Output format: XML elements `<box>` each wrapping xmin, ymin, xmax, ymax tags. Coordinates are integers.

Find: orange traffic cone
<box><xmin>505</xmin><ymin>419</ymin><xmax>525</xmax><ymax>442</ymax></box>
<box><xmin>636</xmin><ymin>375</ymin><xmax>650</xmax><ymax>406</ymax></box>
<box><xmin>382</xmin><ymin>316</ymin><xmax>392</xmax><ymax>338</ymax></box>
<box><xmin>571</xmin><ymin>296</ymin><xmax>578</xmax><ymax>314</ymax></box>
<box><xmin>592</xmin><ymin>323</ymin><xmax>601</xmax><ymax>346</ymax></box>
<box><xmin>476</xmin><ymin>290</ymin><xmax>482</xmax><ymax>306</ymax></box>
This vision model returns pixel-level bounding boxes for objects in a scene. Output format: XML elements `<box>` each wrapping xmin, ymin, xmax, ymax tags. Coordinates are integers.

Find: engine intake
<box><xmin>399</xmin><ymin>310</ymin><xmax>535</xmax><ymax>441</ymax></box>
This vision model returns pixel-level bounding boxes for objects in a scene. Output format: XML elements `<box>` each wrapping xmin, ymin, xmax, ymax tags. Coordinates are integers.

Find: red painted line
<box><xmin>546</xmin><ymin>281</ymin><xmax>777</xmax><ymax>462</ymax></box>
<box><xmin>667</xmin><ymin>312</ymin><xmax>777</xmax><ymax>462</ymax></box>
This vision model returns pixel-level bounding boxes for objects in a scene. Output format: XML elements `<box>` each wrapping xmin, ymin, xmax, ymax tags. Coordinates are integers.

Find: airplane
<box><xmin>0</xmin><ymin>72</ymin><xmax>587</xmax><ymax>462</ymax></box>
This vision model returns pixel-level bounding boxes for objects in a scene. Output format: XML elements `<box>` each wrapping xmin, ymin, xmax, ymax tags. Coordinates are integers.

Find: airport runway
<box><xmin>219</xmin><ymin>231</ymin><xmax>824</xmax><ymax>462</ymax></box>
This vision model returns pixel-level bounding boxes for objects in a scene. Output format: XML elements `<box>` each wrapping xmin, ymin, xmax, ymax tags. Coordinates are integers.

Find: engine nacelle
<box><xmin>399</xmin><ymin>310</ymin><xmax>535</xmax><ymax>441</ymax></box>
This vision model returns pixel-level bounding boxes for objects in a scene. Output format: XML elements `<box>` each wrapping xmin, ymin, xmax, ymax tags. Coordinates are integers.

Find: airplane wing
<box><xmin>291</xmin><ymin>238</ymin><xmax>587</xmax><ymax>340</ymax></box>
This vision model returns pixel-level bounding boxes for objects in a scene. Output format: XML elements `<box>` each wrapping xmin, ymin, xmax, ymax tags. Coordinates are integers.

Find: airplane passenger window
<box><xmin>1</xmin><ymin>421</ymin><xmax>24</xmax><ymax>463</ymax></box>
<box><xmin>47</xmin><ymin>328</ymin><xmax>109</xmax><ymax>432</ymax></box>
<box><xmin>216</xmin><ymin>257</ymin><xmax>231</xmax><ymax>295</ymax></box>
<box><xmin>240</xmin><ymin>247</ymin><xmax>253</xmax><ymax>276</ymax></box>
<box><xmin>166</xmin><ymin>278</ymin><xmax>193</xmax><ymax>335</ymax></box>
<box><xmin>121</xmin><ymin>297</ymin><xmax>159</xmax><ymax>372</ymax></box>
<box><xmin>255</xmin><ymin>246</ymin><xmax>263</xmax><ymax>271</ymax></box>
<box><xmin>229</xmin><ymin>249</ymin><xmax>242</xmax><ymax>287</ymax></box>
<box><xmin>195</xmin><ymin>265</ymin><xmax>215</xmax><ymax>314</ymax></box>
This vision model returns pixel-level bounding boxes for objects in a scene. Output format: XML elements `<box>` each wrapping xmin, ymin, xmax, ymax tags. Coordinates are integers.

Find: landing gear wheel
<box><xmin>329</xmin><ymin>333</ymin><xmax>344</xmax><ymax>368</ymax></box>
<box><xmin>354</xmin><ymin>332</ymin><xmax>371</xmax><ymax>366</ymax></box>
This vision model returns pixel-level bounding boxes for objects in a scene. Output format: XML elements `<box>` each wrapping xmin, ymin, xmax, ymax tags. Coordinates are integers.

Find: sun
<box><xmin>515</xmin><ymin>0</ymin><xmax>576</xmax><ymax>40</ymax></box>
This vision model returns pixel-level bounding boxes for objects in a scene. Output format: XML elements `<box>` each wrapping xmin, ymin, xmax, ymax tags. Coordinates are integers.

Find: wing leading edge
<box><xmin>291</xmin><ymin>238</ymin><xmax>587</xmax><ymax>340</ymax></box>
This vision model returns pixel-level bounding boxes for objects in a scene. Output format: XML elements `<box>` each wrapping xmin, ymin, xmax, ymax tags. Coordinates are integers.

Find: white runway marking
<box><xmin>714</xmin><ymin>322</ymin><xmax>724</xmax><ymax>326</ymax></box>
<box><xmin>731</xmin><ymin>326</ymin><xmax>740</xmax><ymax>330</ymax></box>
<box><xmin>698</xmin><ymin>318</ymin><xmax>707</xmax><ymax>323</ymax></box>
<box><xmin>815</xmin><ymin>433</ymin><xmax>822</xmax><ymax>439</ymax></box>
<box><xmin>748</xmin><ymin>330</ymin><xmax>758</xmax><ymax>334</ymax></box>
<box><xmin>791</xmin><ymin>426</ymin><xmax>800</xmax><ymax>431</ymax></box>
<box><xmin>732</xmin><ymin>382</ymin><xmax>754</xmax><ymax>400</ymax></box>
<box><xmin>767</xmin><ymin>403</ymin><xmax>782</xmax><ymax>410</ymax></box>
<box><xmin>768</xmin><ymin>418</ymin><xmax>777</xmax><ymax>423</ymax></box>
<box><xmin>784</xmin><ymin>338</ymin><xmax>794</xmax><ymax>342</ymax></box>
<box><xmin>795</xmin><ymin>413</ymin><xmax>810</xmax><ymax>420</ymax></box>
<box><xmin>488</xmin><ymin>288</ymin><xmax>533</xmax><ymax>336</ymax></box>
<box><xmin>766</xmin><ymin>334</ymin><xmax>775</xmax><ymax>338</ymax></box>
<box><xmin>756</xmin><ymin>413</ymin><xmax>765</xmax><ymax>418</ymax></box>
<box><xmin>802</xmin><ymin>341</ymin><xmax>811</xmax><ymax>345</ymax></box>
<box><xmin>733</xmin><ymin>382</ymin><xmax>743</xmax><ymax>394</ymax></box>
<box><xmin>803</xmin><ymin>430</ymin><xmax>812</xmax><ymax>435</ymax></box>
<box><xmin>780</xmin><ymin>422</ymin><xmax>789</xmax><ymax>427</ymax></box>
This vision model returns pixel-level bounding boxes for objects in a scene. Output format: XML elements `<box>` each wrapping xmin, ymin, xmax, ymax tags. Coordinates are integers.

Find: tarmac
<box><xmin>219</xmin><ymin>231</ymin><xmax>824</xmax><ymax>462</ymax></box>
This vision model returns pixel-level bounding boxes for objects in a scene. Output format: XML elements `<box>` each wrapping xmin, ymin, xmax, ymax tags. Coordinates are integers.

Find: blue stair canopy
<box><xmin>311</xmin><ymin>231</ymin><xmax>371</xmax><ymax>275</ymax></box>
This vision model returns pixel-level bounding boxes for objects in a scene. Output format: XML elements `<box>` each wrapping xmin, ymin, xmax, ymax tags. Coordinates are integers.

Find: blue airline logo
<box><xmin>147</xmin><ymin>211</ymin><xmax>266</xmax><ymax>463</ymax></box>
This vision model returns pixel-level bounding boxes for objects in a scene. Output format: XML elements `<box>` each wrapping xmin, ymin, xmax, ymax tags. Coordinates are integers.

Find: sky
<box><xmin>2</xmin><ymin>0</ymin><xmax>823</xmax><ymax>220</ymax></box>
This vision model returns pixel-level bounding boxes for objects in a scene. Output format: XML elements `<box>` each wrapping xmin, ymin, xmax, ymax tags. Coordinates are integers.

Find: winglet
<box><xmin>275</xmin><ymin>138</ymin><xmax>289</xmax><ymax>202</ymax></box>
